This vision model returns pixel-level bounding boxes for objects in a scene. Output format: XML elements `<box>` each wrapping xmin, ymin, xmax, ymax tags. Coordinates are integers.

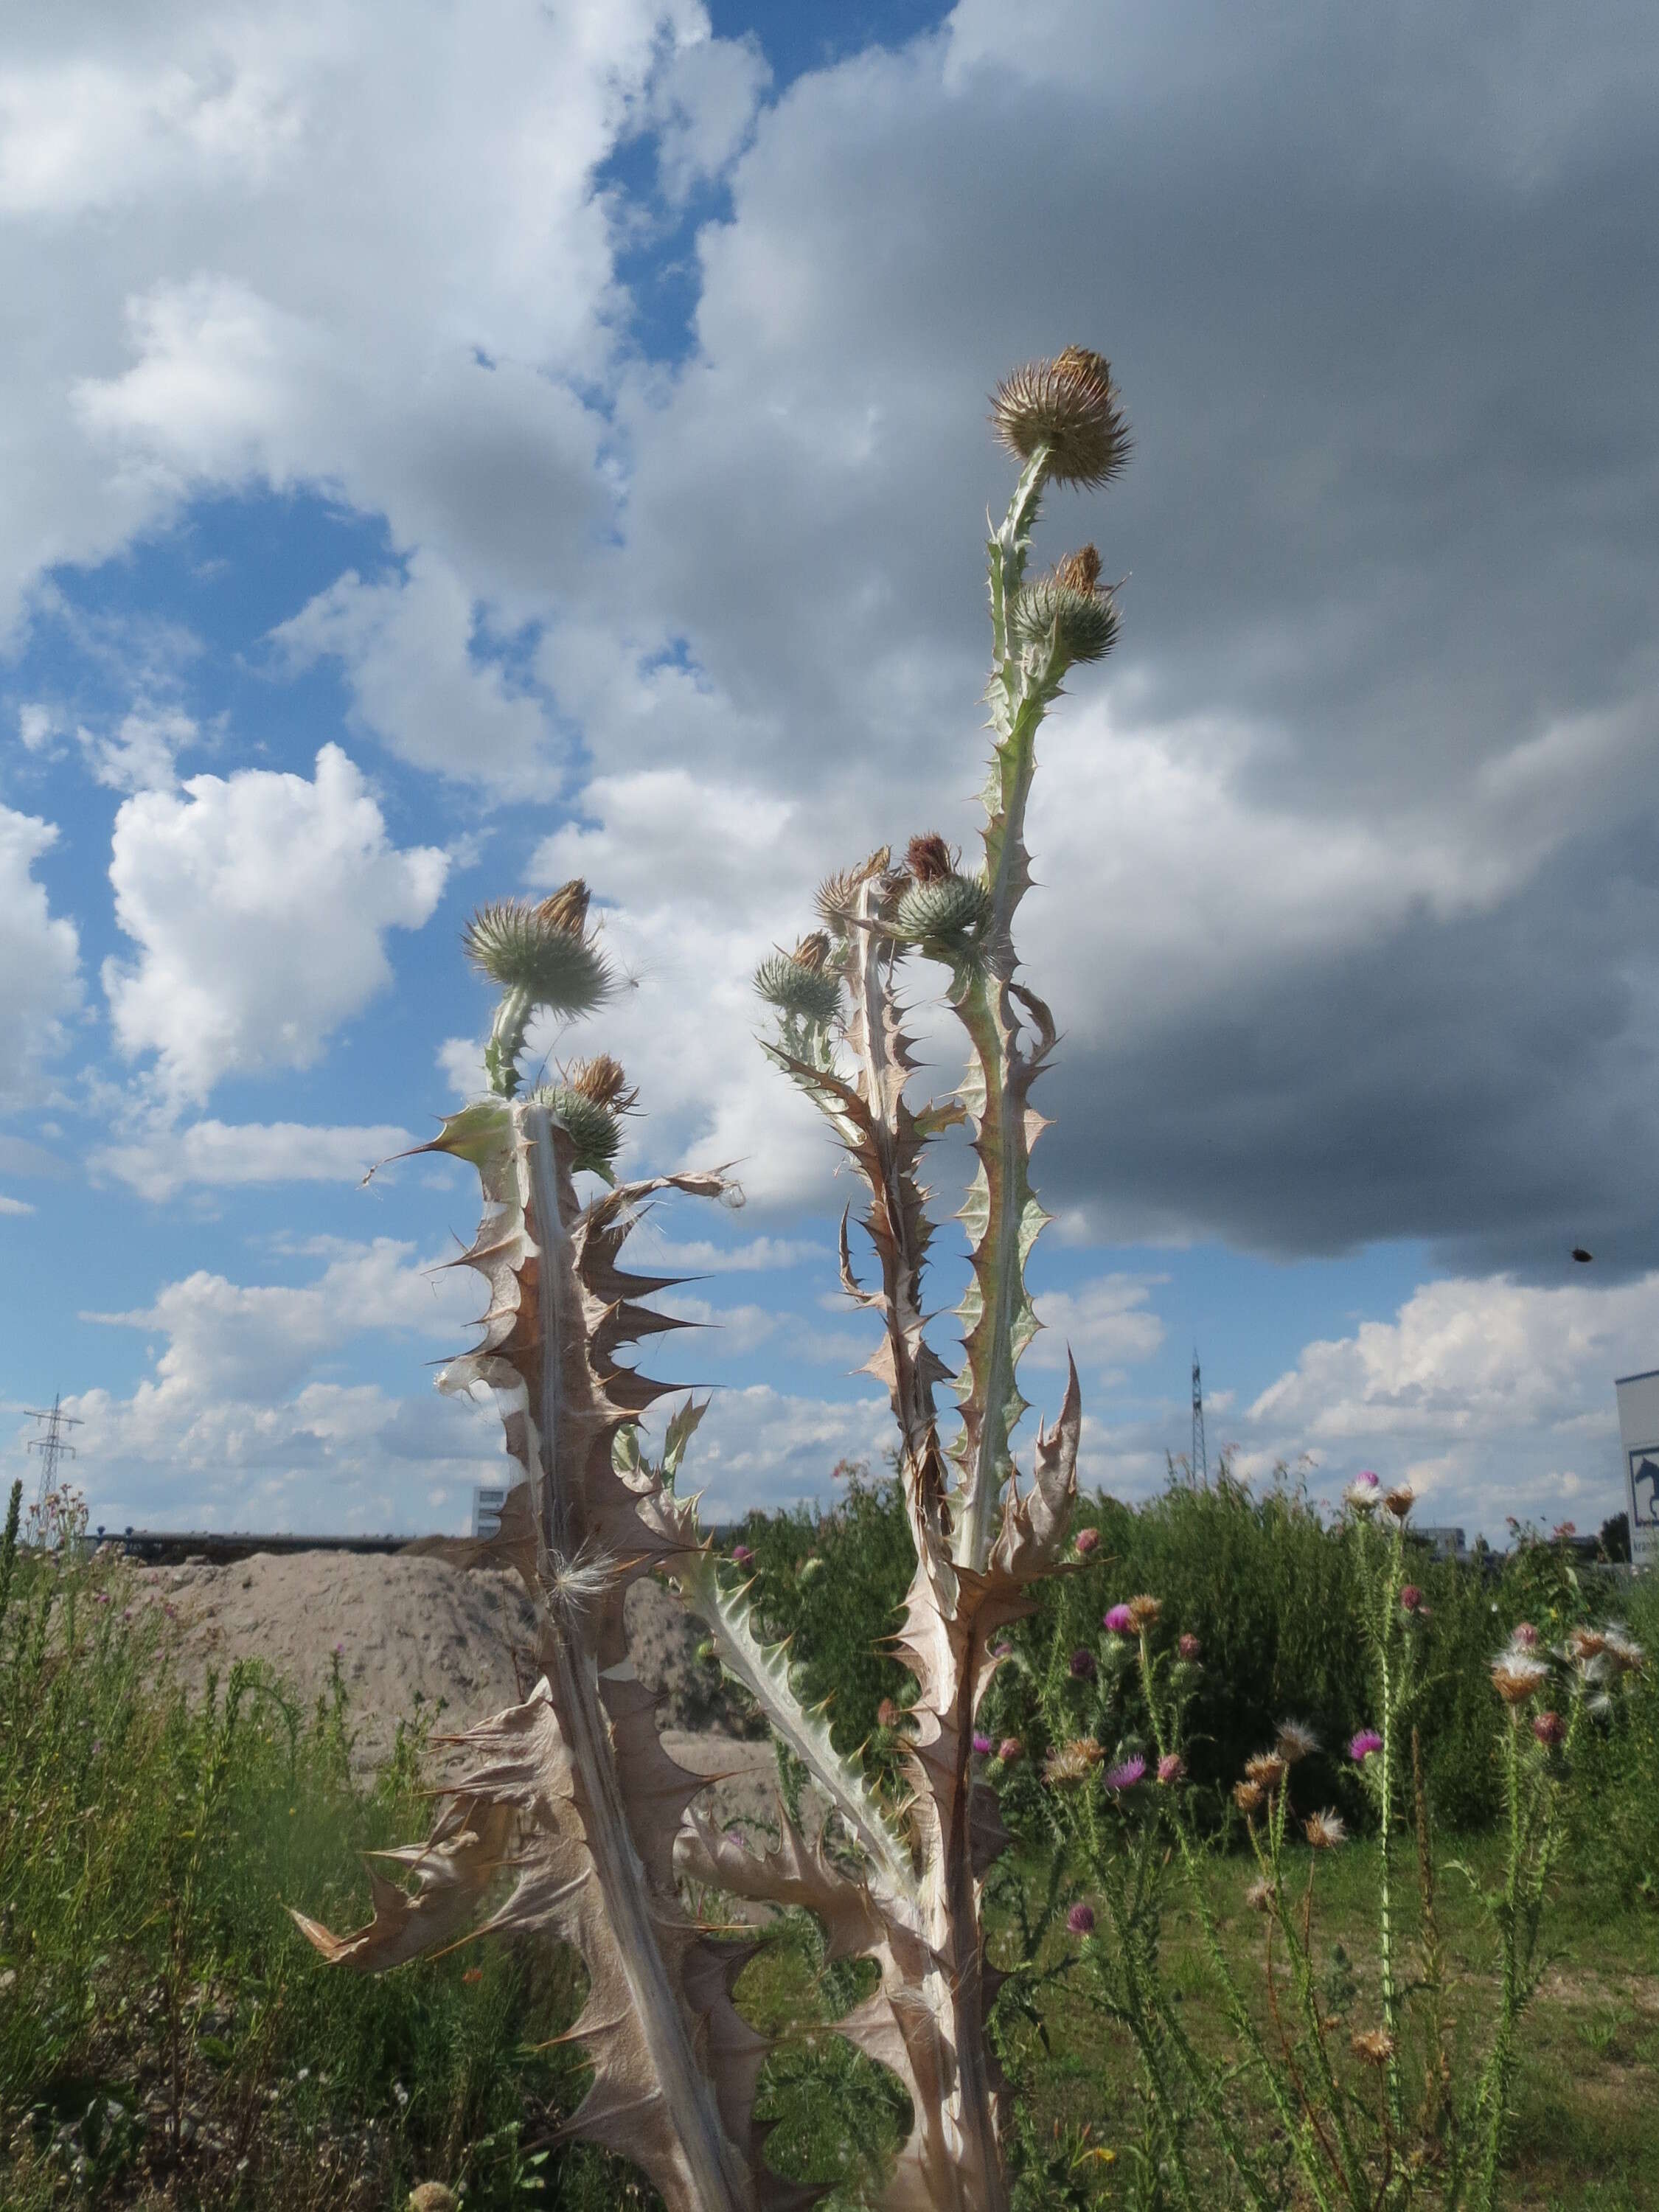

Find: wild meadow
<box><xmin>2</xmin><ymin>1467</ymin><xmax>1656</xmax><ymax>2211</ymax></box>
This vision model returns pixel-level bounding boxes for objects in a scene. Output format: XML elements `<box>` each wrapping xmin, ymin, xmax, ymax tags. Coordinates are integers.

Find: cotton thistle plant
<box><xmin>294</xmin><ymin>346</ymin><xmax>1130</xmax><ymax>2212</ymax></box>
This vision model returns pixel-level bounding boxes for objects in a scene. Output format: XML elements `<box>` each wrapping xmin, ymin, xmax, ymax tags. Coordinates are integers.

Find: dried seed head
<box><xmin>1350</xmin><ymin>2028</ymin><xmax>1395</xmax><ymax>2067</ymax></box>
<box><xmin>814</xmin><ymin>847</ymin><xmax>891</xmax><ymax>931</ymax></box>
<box><xmin>905</xmin><ymin>832</ymin><xmax>956</xmax><ymax>885</ymax></box>
<box><xmin>535</xmin><ymin>879</ymin><xmax>591</xmax><ymax>934</ymax></box>
<box><xmin>462</xmin><ymin>891</ymin><xmax>613</xmax><ymax>1014</ymax></box>
<box><xmin>1382</xmin><ymin>1484</ymin><xmax>1416</xmax><ymax>1520</ymax></box>
<box><xmin>1491</xmin><ymin>1652</ymin><xmax>1550</xmax><ymax>1705</ymax></box>
<box><xmin>1244</xmin><ymin>1876</ymin><xmax>1275</xmax><ymax>1914</ymax></box>
<box><xmin>1045</xmin><ymin>1738</ymin><xmax>1105</xmax><ymax>1787</ymax></box>
<box><xmin>1304</xmin><ymin>1809</ymin><xmax>1347</xmax><ymax>1851</ymax></box>
<box><xmin>1127</xmin><ymin>1594</ymin><xmax>1163</xmax><ymax>1630</ymax></box>
<box><xmin>1054</xmin><ymin>543</ymin><xmax>1104</xmax><ymax>593</ymax></box>
<box><xmin>1234</xmin><ymin>1780</ymin><xmax>1265</xmax><ymax>1818</ymax></box>
<box><xmin>563</xmin><ymin>1054</ymin><xmax>638</xmax><ymax>1113</ymax></box>
<box><xmin>1245</xmin><ymin>1751</ymin><xmax>1287</xmax><ymax>1794</ymax></box>
<box><xmin>755</xmin><ymin>948</ymin><xmax>841</xmax><ymax>1026</ymax></box>
<box><xmin>894</xmin><ymin>871</ymin><xmax>992</xmax><ymax>948</ymax></box>
<box><xmin>1568</xmin><ymin>1625</ymin><xmax>1608</xmax><ymax>1663</ymax></box>
<box><xmin>991</xmin><ymin>347</ymin><xmax>1130</xmax><ymax>487</ymax></box>
<box><xmin>790</xmin><ymin>931</ymin><xmax>832</xmax><ymax>973</ymax></box>
<box><xmin>1008</xmin><ymin>569</ymin><xmax>1120</xmax><ymax>666</ymax></box>
<box><xmin>1276</xmin><ymin>1719</ymin><xmax>1320</xmax><ymax>1765</ymax></box>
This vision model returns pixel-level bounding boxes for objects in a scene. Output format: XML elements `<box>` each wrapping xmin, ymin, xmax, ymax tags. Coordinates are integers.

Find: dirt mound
<box><xmin>131</xmin><ymin>1548</ymin><xmax>793</xmax><ymax>1839</ymax></box>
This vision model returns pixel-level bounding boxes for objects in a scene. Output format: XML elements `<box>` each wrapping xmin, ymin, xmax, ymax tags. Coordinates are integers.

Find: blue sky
<box><xmin>2</xmin><ymin>0</ymin><xmax>1657</xmax><ymax>1541</ymax></box>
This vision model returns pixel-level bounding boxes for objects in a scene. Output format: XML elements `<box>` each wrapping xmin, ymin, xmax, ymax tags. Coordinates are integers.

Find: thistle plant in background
<box><xmin>1002</xmin><ymin>1481</ymin><xmax>1648</xmax><ymax>2212</ymax></box>
<box><xmin>296</xmin><ymin>348</ymin><xmax>1130</xmax><ymax>2211</ymax></box>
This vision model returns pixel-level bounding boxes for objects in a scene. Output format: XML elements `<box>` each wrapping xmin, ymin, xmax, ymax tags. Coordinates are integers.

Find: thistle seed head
<box><xmin>1244</xmin><ymin>1876</ymin><xmax>1275</xmax><ymax>1913</ymax></box>
<box><xmin>1382</xmin><ymin>1484</ymin><xmax>1416</xmax><ymax>1520</ymax></box>
<box><xmin>1054</xmin><ymin>544</ymin><xmax>1104</xmax><ymax>593</ymax></box>
<box><xmin>894</xmin><ymin>871</ymin><xmax>992</xmax><ymax>947</ymax></box>
<box><xmin>1275</xmin><ymin>1719</ymin><xmax>1319</xmax><ymax>1765</ymax></box>
<box><xmin>463</xmin><ymin>887</ymin><xmax>612</xmax><ymax>1015</ymax></box>
<box><xmin>991</xmin><ymin>348</ymin><xmax>1130</xmax><ymax>487</ymax></box>
<box><xmin>1304</xmin><ymin>1808</ymin><xmax>1347</xmax><ymax>1851</ymax></box>
<box><xmin>1491</xmin><ymin>1652</ymin><xmax>1550</xmax><ymax>1705</ymax></box>
<box><xmin>790</xmin><ymin>931</ymin><xmax>832</xmax><ymax>973</ymax></box>
<box><xmin>1009</xmin><ymin>568</ymin><xmax>1119</xmax><ymax>665</ymax></box>
<box><xmin>1044</xmin><ymin>1738</ymin><xmax>1105</xmax><ymax>1787</ymax></box>
<box><xmin>1245</xmin><ymin>1751</ymin><xmax>1287</xmax><ymax>1794</ymax></box>
<box><xmin>1234</xmin><ymin>1780</ymin><xmax>1265</xmax><ymax>1818</ymax></box>
<box><xmin>755</xmin><ymin>948</ymin><xmax>842</xmax><ymax>1026</ymax></box>
<box><xmin>814</xmin><ymin>847</ymin><xmax>891</xmax><ymax>931</ymax></box>
<box><xmin>1350</xmin><ymin>2028</ymin><xmax>1395</xmax><ymax>2067</ymax></box>
<box><xmin>1127</xmin><ymin>1593</ymin><xmax>1162</xmax><ymax>1631</ymax></box>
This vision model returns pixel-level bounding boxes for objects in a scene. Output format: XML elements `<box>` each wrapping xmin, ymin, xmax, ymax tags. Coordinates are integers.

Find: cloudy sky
<box><xmin>3</xmin><ymin>0</ymin><xmax>1656</xmax><ymax>1543</ymax></box>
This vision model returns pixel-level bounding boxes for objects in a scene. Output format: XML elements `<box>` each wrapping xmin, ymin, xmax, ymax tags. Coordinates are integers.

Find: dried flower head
<box><xmin>1568</xmin><ymin>1625</ymin><xmax>1608</xmax><ymax>1663</ymax></box>
<box><xmin>1127</xmin><ymin>1594</ymin><xmax>1162</xmax><ymax>1630</ymax></box>
<box><xmin>1234</xmin><ymin>1780</ymin><xmax>1265</xmax><ymax>1818</ymax></box>
<box><xmin>790</xmin><ymin>932</ymin><xmax>832</xmax><ymax>973</ymax></box>
<box><xmin>1531</xmin><ymin>1710</ymin><xmax>1565</xmax><ymax>1747</ymax></box>
<box><xmin>1244</xmin><ymin>1876</ymin><xmax>1275</xmax><ymax>1914</ymax></box>
<box><xmin>1349</xmin><ymin>1729</ymin><xmax>1384</xmax><ymax>1764</ymax></box>
<box><xmin>1054</xmin><ymin>544</ymin><xmax>1104</xmax><ymax>593</ymax></box>
<box><xmin>813</xmin><ymin>846</ymin><xmax>891</xmax><ymax>931</ymax></box>
<box><xmin>563</xmin><ymin>1054</ymin><xmax>639</xmax><ymax>1113</ymax></box>
<box><xmin>1245</xmin><ymin>1751</ymin><xmax>1287</xmax><ymax>1795</ymax></box>
<box><xmin>1103</xmin><ymin>1756</ymin><xmax>1147</xmax><ymax>1793</ymax></box>
<box><xmin>1067</xmin><ymin>1902</ymin><xmax>1096</xmax><ymax>1936</ymax></box>
<box><xmin>1350</xmin><ymin>2028</ymin><xmax>1395</xmax><ymax>2067</ymax></box>
<box><xmin>1381</xmin><ymin>1484</ymin><xmax>1415</xmax><ymax>1519</ymax></box>
<box><xmin>991</xmin><ymin>347</ymin><xmax>1130</xmax><ymax>487</ymax></box>
<box><xmin>905</xmin><ymin>832</ymin><xmax>956</xmax><ymax>886</ymax></box>
<box><xmin>1074</xmin><ymin>1526</ymin><xmax>1100</xmax><ymax>1556</ymax></box>
<box><xmin>1275</xmin><ymin>1719</ymin><xmax>1320</xmax><ymax>1765</ymax></box>
<box><xmin>1045</xmin><ymin>1738</ymin><xmax>1105</xmax><ymax>1787</ymax></box>
<box><xmin>1604</xmin><ymin>1627</ymin><xmax>1646</xmax><ymax>1674</ymax></box>
<box><xmin>1304</xmin><ymin>1809</ymin><xmax>1347</xmax><ymax>1851</ymax></box>
<box><xmin>1156</xmin><ymin>1753</ymin><xmax>1186</xmax><ymax>1787</ymax></box>
<box><xmin>1491</xmin><ymin>1652</ymin><xmax>1549</xmax><ymax>1705</ymax></box>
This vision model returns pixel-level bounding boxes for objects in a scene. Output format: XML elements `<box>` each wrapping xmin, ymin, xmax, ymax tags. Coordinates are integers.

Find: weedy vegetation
<box><xmin>4</xmin><ymin>353</ymin><xmax>1657</xmax><ymax>2211</ymax></box>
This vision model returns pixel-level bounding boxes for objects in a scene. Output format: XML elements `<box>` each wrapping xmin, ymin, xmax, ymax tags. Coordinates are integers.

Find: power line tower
<box><xmin>1191</xmin><ymin>1351</ymin><xmax>1208</xmax><ymax>1485</ymax></box>
<box><xmin>25</xmin><ymin>1393</ymin><xmax>82</xmax><ymax>1517</ymax></box>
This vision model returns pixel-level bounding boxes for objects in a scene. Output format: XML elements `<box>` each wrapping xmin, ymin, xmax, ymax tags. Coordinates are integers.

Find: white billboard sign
<box><xmin>1615</xmin><ymin>1368</ymin><xmax>1659</xmax><ymax>1570</ymax></box>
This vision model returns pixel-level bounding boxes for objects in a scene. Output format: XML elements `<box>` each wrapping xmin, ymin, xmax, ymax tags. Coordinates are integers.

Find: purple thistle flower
<box><xmin>1399</xmin><ymin>1585</ymin><xmax>1423</xmax><ymax>1613</ymax></box>
<box><xmin>972</xmin><ymin>1732</ymin><xmax>993</xmax><ymax>1756</ymax></box>
<box><xmin>731</xmin><ymin>1544</ymin><xmax>754</xmax><ymax>1568</ymax></box>
<box><xmin>1157</xmin><ymin>1753</ymin><xmax>1186</xmax><ymax>1786</ymax></box>
<box><xmin>1069</xmin><ymin>1648</ymin><xmax>1097</xmax><ymax>1680</ymax></box>
<box><xmin>1354</xmin><ymin>1470</ymin><xmax>1380</xmax><ymax>1490</ymax></box>
<box><xmin>1178</xmin><ymin>1633</ymin><xmax>1202</xmax><ymax>1662</ymax></box>
<box><xmin>333</xmin><ymin>1641</ymin><xmax>345</xmax><ymax>1658</ymax></box>
<box><xmin>998</xmin><ymin>1736</ymin><xmax>1023</xmax><ymax>1764</ymax></box>
<box><xmin>1074</xmin><ymin>1527</ymin><xmax>1100</xmax><ymax>1556</ymax></box>
<box><xmin>1532</xmin><ymin>1710</ymin><xmax>1565</xmax><ymax>1747</ymax></box>
<box><xmin>1067</xmin><ymin>1902</ymin><xmax>1096</xmax><ymax>1936</ymax></box>
<box><xmin>1103</xmin><ymin>1755</ymin><xmax>1146</xmax><ymax>1792</ymax></box>
<box><xmin>1103</xmin><ymin>1604</ymin><xmax>1135</xmax><ymax>1635</ymax></box>
<box><xmin>1349</xmin><ymin>1729</ymin><xmax>1384</xmax><ymax>1764</ymax></box>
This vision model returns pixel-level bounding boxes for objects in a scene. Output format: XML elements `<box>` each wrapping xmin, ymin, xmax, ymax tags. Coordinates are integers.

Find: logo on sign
<box><xmin>1630</xmin><ymin>1448</ymin><xmax>1659</xmax><ymax>1531</ymax></box>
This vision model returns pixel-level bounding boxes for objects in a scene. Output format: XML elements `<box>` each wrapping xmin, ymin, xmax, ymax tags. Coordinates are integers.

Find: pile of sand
<box><xmin>130</xmin><ymin>1549</ymin><xmax>793</xmax><ymax>1838</ymax></box>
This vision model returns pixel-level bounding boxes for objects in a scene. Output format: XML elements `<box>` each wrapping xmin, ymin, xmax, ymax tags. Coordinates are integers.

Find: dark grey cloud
<box><xmin>563</xmin><ymin>0</ymin><xmax>1659</xmax><ymax>1276</ymax></box>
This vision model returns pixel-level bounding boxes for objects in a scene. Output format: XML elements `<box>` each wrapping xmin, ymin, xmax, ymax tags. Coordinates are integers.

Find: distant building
<box><xmin>471</xmin><ymin>1484</ymin><xmax>509</xmax><ymax>1541</ymax></box>
<box><xmin>1615</xmin><ymin>1369</ymin><xmax>1659</xmax><ymax>1571</ymax></box>
<box><xmin>1414</xmin><ymin>1525</ymin><xmax>1467</xmax><ymax>1563</ymax></box>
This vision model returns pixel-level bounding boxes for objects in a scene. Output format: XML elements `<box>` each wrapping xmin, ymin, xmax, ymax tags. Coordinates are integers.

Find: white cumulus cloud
<box><xmin>0</xmin><ymin>805</ymin><xmax>83</xmax><ymax>1107</ymax></box>
<box><xmin>103</xmin><ymin>743</ymin><xmax>447</xmax><ymax>1102</ymax></box>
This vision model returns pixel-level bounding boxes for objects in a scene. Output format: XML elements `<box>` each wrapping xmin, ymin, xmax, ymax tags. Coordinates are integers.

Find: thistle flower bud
<box><xmin>462</xmin><ymin>886</ymin><xmax>613</xmax><ymax>1014</ymax></box>
<box><xmin>1531</xmin><ymin>1710</ymin><xmax>1565</xmax><ymax>1747</ymax></box>
<box><xmin>1157</xmin><ymin>1753</ymin><xmax>1186</xmax><ymax>1786</ymax></box>
<box><xmin>991</xmin><ymin>347</ymin><xmax>1130</xmax><ymax>487</ymax></box>
<box><xmin>1069</xmin><ymin>1647</ymin><xmax>1097</xmax><ymax>1680</ymax></box>
<box><xmin>997</xmin><ymin>1736</ymin><xmax>1024</xmax><ymax>1764</ymax></box>
<box><xmin>1178</xmin><ymin>1633</ymin><xmax>1202</xmax><ymax>1663</ymax></box>
<box><xmin>1009</xmin><ymin>562</ymin><xmax>1119</xmax><ymax>667</ymax></box>
<box><xmin>755</xmin><ymin>946</ymin><xmax>841</xmax><ymax>1026</ymax></box>
<box><xmin>1074</xmin><ymin>1526</ymin><xmax>1100</xmax><ymax>1556</ymax></box>
<box><xmin>1067</xmin><ymin>1902</ymin><xmax>1096</xmax><ymax>1936</ymax></box>
<box><xmin>527</xmin><ymin>1083</ymin><xmax>623</xmax><ymax>1180</ymax></box>
<box><xmin>894</xmin><ymin>871</ymin><xmax>992</xmax><ymax>948</ymax></box>
<box><xmin>1399</xmin><ymin>1585</ymin><xmax>1424</xmax><ymax>1613</ymax></box>
<box><xmin>1512</xmin><ymin>1621</ymin><xmax>1540</xmax><ymax>1649</ymax></box>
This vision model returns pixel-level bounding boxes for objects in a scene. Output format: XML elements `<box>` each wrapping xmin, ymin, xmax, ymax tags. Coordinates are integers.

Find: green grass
<box><xmin>4</xmin><ymin>1475</ymin><xmax>1657</xmax><ymax>2209</ymax></box>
